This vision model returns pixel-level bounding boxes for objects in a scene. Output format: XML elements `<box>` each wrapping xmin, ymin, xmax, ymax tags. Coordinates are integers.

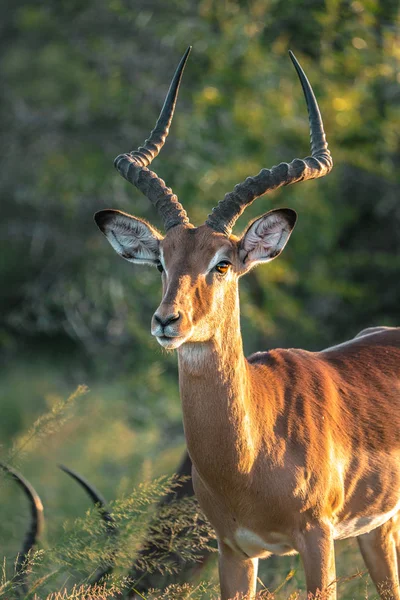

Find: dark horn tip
<box><xmin>288</xmin><ymin>50</ymin><xmax>303</xmax><ymax>75</ymax></box>
<box><xmin>179</xmin><ymin>46</ymin><xmax>192</xmax><ymax>71</ymax></box>
<box><xmin>59</xmin><ymin>464</ymin><xmax>108</xmax><ymax>507</ymax></box>
<box><xmin>174</xmin><ymin>46</ymin><xmax>192</xmax><ymax>74</ymax></box>
<box><xmin>287</xmin><ymin>51</ymin><xmax>312</xmax><ymax>100</ymax></box>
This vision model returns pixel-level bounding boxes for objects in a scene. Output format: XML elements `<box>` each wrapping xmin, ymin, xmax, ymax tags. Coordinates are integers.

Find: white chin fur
<box><xmin>156</xmin><ymin>336</ymin><xmax>186</xmax><ymax>350</ymax></box>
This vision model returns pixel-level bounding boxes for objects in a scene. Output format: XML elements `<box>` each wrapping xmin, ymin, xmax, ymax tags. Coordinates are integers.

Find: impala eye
<box><xmin>156</xmin><ymin>261</ymin><xmax>164</xmax><ymax>273</ymax></box>
<box><xmin>215</xmin><ymin>261</ymin><xmax>231</xmax><ymax>275</ymax></box>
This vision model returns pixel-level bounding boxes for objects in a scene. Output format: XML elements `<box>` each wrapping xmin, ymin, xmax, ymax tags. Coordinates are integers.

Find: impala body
<box><xmin>96</xmin><ymin>48</ymin><xmax>400</xmax><ymax>599</ymax></box>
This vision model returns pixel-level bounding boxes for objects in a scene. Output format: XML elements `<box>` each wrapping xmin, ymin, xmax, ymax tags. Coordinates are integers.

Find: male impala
<box><xmin>95</xmin><ymin>47</ymin><xmax>400</xmax><ymax>599</ymax></box>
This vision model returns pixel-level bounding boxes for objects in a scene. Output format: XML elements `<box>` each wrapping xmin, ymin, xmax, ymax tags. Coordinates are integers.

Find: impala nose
<box><xmin>154</xmin><ymin>312</ymin><xmax>181</xmax><ymax>328</ymax></box>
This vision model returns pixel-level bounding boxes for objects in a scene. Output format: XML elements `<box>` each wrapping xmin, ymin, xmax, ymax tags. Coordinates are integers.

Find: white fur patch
<box><xmin>334</xmin><ymin>499</ymin><xmax>400</xmax><ymax>540</ymax></box>
<box><xmin>178</xmin><ymin>343</ymin><xmax>209</xmax><ymax>374</ymax></box>
<box><xmin>233</xmin><ymin>528</ymin><xmax>296</xmax><ymax>558</ymax></box>
<box><xmin>206</xmin><ymin>247</ymin><xmax>232</xmax><ymax>273</ymax></box>
<box><xmin>159</xmin><ymin>247</ymin><xmax>167</xmax><ymax>275</ymax></box>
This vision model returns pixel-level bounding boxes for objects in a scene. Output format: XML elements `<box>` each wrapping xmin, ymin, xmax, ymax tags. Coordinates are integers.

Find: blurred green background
<box><xmin>0</xmin><ymin>0</ymin><xmax>399</xmax><ymax>597</ymax></box>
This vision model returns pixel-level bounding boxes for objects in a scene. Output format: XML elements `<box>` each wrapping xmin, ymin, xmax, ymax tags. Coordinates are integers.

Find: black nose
<box><xmin>154</xmin><ymin>312</ymin><xmax>180</xmax><ymax>328</ymax></box>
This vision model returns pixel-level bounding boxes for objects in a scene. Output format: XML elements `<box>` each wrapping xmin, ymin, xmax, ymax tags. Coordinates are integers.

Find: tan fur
<box><xmin>98</xmin><ymin>212</ymin><xmax>400</xmax><ymax>598</ymax></box>
<box><xmin>95</xmin><ymin>47</ymin><xmax>380</xmax><ymax>599</ymax></box>
<box><xmin>151</xmin><ymin>225</ymin><xmax>400</xmax><ymax>600</ymax></box>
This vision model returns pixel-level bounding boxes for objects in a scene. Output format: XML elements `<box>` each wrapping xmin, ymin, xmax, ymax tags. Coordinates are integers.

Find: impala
<box><xmin>95</xmin><ymin>47</ymin><xmax>400</xmax><ymax>599</ymax></box>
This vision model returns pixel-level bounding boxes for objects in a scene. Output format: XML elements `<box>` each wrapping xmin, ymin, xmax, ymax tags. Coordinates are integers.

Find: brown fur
<box><xmin>98</xmin><ymin>216</ymin><xmax>400</xmax><ymax>599</ymax></box>
<box><xmin>155</xmin><ymin>225</ymin><xmax>400</xmax><ymax>600</ymax></box>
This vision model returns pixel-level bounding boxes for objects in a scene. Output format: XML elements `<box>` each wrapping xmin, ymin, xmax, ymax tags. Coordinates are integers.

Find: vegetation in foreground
<box><xmin>0</xmin><ymin>384</ymin><xmax>382</xmax><ymax>599</ymax></box>
<box><xmin>1</xmin><ymin>0</ymin><xmax>399</xmax><ymax>598</ymax></box>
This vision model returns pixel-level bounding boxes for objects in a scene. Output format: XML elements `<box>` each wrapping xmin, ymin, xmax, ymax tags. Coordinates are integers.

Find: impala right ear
<box><xmin>94</xmin><ymin>209</ymin><xmax>163</xmax><ymax>265</ymax></box>
<box><xmin>239</xmin><ymin>208</ymin><xmax>297</xmax><ymax>271</ymax></box>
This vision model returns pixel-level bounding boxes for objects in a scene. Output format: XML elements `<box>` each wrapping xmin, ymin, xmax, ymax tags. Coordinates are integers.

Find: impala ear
<box><xmin>94</xmin><ymin>209</ymin><xmax>163</xmax><ymax>265</ymax></box>
<box><xmin>239</xmin><ymin>208</ymin><xmax>297</xmax><ymax>271</ymax></box>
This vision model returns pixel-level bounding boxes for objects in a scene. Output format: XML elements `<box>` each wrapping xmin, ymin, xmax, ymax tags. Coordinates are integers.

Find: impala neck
<box><xmin>177</xmin><ymin>287</ymin><xmax>257</xmax><ymax>481</ymax></box>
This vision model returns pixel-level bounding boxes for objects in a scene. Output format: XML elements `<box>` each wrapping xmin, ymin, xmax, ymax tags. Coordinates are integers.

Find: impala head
<box><xmin>95</xmin><ymin>48</ymin><xmax>332</xmax><ymax>350</ymax></box>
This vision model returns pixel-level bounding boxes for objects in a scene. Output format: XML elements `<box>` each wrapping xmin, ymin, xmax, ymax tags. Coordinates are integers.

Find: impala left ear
<box><xmin>239</xmin><ymin>208</ymin><xmax>297</xmax><ymax>271</ymax></box>
<box><xmin>94</xmin><ymin>209</ymin><xmax>163</xmax><ymax>266</ymax></box>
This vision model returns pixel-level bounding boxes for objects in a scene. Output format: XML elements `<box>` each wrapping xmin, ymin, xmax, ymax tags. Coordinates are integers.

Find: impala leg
<box><xmin>218</xmin><ymin>540</ymin><xmax>258</xmax><ymax>600</ymax></box>
<box><xmin>295</xmin><ymin>523</ymin><xmax>336</xmax><ymax>599</ymax></box>
<box><xmin>394</xmin><ymin>516</ymin><xmax>400</xmax><ymax>582</ymax></box>
<box><xmin>358</xmin><ymin>517</ymin><xmax>400</xmax><ymax>600</ymax></box>
<box><xmin>389</xmin><ymin>511</ymin><xmax>400</xmax><ymax>585</ymax></box>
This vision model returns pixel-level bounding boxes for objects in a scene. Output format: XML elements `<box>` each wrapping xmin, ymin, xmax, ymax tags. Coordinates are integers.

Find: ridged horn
<box><xmin>205</xmin><ymin>51</ymin><xmax>333</xmax><ymax>235</ymax></box>
<box><xmin>114</xmin><ymin>47</ymin><xmax>192</xmax><ymax>231</ymax></box>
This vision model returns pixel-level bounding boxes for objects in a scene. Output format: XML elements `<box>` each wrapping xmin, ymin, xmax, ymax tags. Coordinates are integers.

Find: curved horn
<box><xmin>205</xmin><ymin>51</ymin><xmax>333</xmax><ymax>235</ymax></box>
<box><xmin>59</xmin><ymin>465</ymin><xmax>116</xmax><ymax>583</ymax></box>
<box><xmin>114</xmin><ymin>47</ymin><xmax>192</xmax><ymax>231</ymax></box>
<box><xmin>0</xmin><ymin>463</ymin><xmax>44</xmax><ymax>593</ymax></box>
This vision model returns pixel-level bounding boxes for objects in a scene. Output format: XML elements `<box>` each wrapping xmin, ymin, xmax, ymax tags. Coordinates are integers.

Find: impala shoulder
<box><xmin>247</xmin><ymin>347</ymin><xmax>319</xmax><ymax>368</ymax></box>
<box><xmin>247</xmin><ymin>348</ymin><xmax>326</xmax><ymax>393</ymax></box>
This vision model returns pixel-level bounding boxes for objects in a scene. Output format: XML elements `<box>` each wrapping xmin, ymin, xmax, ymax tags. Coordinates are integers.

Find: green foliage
<box><xmin>7</xmin><ymin>386</ymin><xmax>88</xmax><ymax>465</ymax></box>
<box><xmin>0</xmin><ymin>397</ymin><xmax>216</xmax><ymax>598</ymax></box>
<box><xmin>0</xmin><ymin>0</ymin><xmax>399</xmax><ymax>598</ymax></box>
<box><xmin>1</xmin><ymin>0</ymin><xmax>399</xmax><ymax>364</ymax></box>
